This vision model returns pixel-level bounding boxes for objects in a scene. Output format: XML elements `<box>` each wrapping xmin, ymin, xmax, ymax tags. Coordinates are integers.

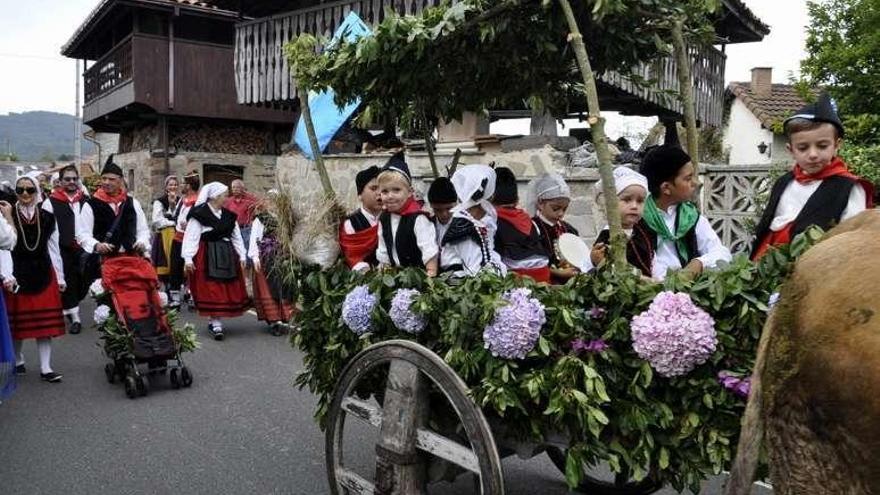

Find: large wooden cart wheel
<box><xmin>545</xmin><ymin>447</ymin><xmax>663</xmax><ymax>495</ymax></box>
<box><xmin>325</xmin><ymin>340</ymin><xmax>504</xmax><ymax>494</ymax></box>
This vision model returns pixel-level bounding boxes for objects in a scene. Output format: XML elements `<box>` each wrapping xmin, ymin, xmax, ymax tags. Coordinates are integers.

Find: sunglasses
<box><xmin>16</xmin><ymin>187</ymin><xmax>37</xmax><ymax>195</ymax></box>
<box><xmin>62</xmin><ymin>177</ymin><xmax>79</xmax><ymax>182</ymax></box>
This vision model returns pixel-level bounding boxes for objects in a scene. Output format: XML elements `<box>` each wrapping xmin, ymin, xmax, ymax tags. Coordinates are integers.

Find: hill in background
<box><xmin>0</xmin><ymin>111</ymin><xmax>95</xmax><ymax>161</ymax></box>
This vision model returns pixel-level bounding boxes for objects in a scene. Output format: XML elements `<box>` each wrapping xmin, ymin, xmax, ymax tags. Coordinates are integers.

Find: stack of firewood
<box><xmin>171</xmin><ymin>124</ymin><xmax>269</xmax><ymax>155</ymax></box>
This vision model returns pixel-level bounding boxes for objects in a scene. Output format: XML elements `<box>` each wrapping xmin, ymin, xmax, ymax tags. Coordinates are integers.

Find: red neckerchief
<box><xmin>396</xmin><ymin>196</ymin><xmax>423</xmax><ymax>216</ymax></box>
<box><xmin>339</xmin><ymin>223</ymin><xmax>379</xmax><ymax>268</ymax></box>
<box><xmin>93</xmin><ymin>188</ymin><xmax>128</xmax><ymax>206</ymax></box>
<box><xmin>49</xmin><ymin>187</ymin><xmax>84</xmax><ymax>204</ymax></box>
<box><xmin>496</xmin><ymin>206</ymin><xmax>533</xmax><ymax>236</ymax></box>
<box><xmin>793</xmin><ymin>156</ymin><xmax>874</xmax><ymax>207</ymax></box>
<box><xmin>183</xmin><ymin>192</ymin><xmax>198</xmax><ymax>207</ymax></box>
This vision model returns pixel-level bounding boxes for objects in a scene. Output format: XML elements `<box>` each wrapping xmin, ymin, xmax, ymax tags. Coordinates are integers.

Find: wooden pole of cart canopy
<box><xmin>671</xmin><ymin>18</ymin><xmax>700</xmax><ymax>166</ymax></box>
<box><xmin>298</xmin><ymin>85</ymin><xmax>337</xmax><ymax>200</ymax></box>
<box><xmin>557</xmin><ymin>0</ymin><xmax>627</xmax><ymax>268</ymax></box>
<box><xmin>422</xmin><ymin>107</ymin><xmax>440</xmax><ymax>179</ymax></box>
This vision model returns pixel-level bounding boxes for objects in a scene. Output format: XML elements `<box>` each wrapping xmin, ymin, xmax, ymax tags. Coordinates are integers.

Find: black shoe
<box><xmin>209</xmin><ymin>323</ymin><xmax>224</xmax><ymax>341</ymax></box>
<box><xmin>14</xmin><ymin>364</ymin><xmax>26</xmax><ymax>375</ymax></box>
<box><xmin>40</xmin><ymin>371</ymin><xmax>63</xmax><ymax>383</ymax></box>
<box><xmin>69</xmin><ymin>321</ymin><xmax>82</xmax><ymax>335</ymax></box>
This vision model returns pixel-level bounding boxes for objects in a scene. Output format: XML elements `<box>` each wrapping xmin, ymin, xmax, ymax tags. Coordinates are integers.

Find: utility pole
<box><xmin>74</xmin><ymin>59</ymin><xmax>82</xmax><ymax>169</ymax></box>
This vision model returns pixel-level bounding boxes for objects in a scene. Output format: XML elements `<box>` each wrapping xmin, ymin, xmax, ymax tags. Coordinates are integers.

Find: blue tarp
<box><xmin>294</xmin><ymin>12</ymin><xmax>371</xmax><ymax>159</ymax></box>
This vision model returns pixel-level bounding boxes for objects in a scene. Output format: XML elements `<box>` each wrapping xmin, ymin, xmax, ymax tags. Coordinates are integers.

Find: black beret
<box><xmin>639</xmin><ymin>145</ymin><xmax>692</xmax><ymax>196</ymax></box>
<box><xmin>100</xmin><ymin>154</ymin><xmax>124</xmax><ymax>177</ymax></box>
<box><xmin>427</xmin><ymin>177</ymin><xmax>457</xmax><ymax>204</ymax></box>
<box><xmin>355</xmin><ymin>165</ymin><xmax>380</xmax><ymax>195</ymax></box>
<box><xmin>492</xmin><ymin>167</ymin><xmax>518</xmax><ymax>205</ymax></box>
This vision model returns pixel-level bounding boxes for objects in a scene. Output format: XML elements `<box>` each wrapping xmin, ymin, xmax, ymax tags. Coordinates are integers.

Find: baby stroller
<box><xmin>101</xmin><ymin>256</ymin><xmax>193</xmax><ymax>399</ymax></box>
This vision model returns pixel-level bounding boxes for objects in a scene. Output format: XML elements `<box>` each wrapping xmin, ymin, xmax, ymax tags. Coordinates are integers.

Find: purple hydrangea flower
<box><xmin>483</xmin><ymin>288</ymin><xmax>546</xmax><ymax>360</ymax></box>
<box><xmin>389</xmin><ymin>288</ymin><xmax>426</xmax><ymax>334</ymax></box>
<box><xmin>718</xmin><ymin>370</ymin><xmax>751</xmax><ymax>399</ymax></box>
<box><xmin>258</xmin><ymin>235</ymin><xmax>280</xmax><ymax>262</ymax></box>
<box><xmin>589</xmin><ymin>306</ymin><xmax>607</xmax><ymax>320</ymax></box>
<box><xmin>341</xmin><ymin>285</ymin><xmax>378</xmax><ymax>335</ymax></box>
<box><xmin>630</xmin><ymin>291</ymin><xmax>717</xmax><ymax>377</ymax></box>
<box><xmin>572</xmin><ymin>338</ymin><xmax>609</xmax><ymax>354</ymax></box>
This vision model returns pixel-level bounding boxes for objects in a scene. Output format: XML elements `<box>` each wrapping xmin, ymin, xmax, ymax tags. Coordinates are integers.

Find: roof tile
<box><xmin>727</xmin><ymin>82</ymin><xmax>819</xmax><ymax>129</ymax></box>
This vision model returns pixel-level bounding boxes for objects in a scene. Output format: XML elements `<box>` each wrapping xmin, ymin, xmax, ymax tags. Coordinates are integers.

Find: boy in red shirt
<box><xmin>752</xmin><ymin>93</ymin><xmax>874</xmax><ymax>259</ymax></box>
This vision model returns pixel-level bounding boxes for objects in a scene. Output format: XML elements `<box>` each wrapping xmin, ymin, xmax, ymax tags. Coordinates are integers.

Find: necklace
<box><xmin>16</xmin><ymin>203</ymin><xmax>42</xmax><ymax>252</ymax></box>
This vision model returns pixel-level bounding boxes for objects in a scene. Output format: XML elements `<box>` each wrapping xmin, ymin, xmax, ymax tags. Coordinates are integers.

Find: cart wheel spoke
<box><xmin>415</xmin><ymin>428</ymin><xmax>480</xmax><ymax>474</ymax></box>
<box><xmin>340</xmin><ymin>397</ymin><xmax>383</xmax><ymax>428</ymax></box>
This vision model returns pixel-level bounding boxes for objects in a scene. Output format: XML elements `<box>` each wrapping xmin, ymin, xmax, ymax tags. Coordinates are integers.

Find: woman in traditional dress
<box><xmin>168</xmin><ymin>171</ymin><xmax>200</xmax><ymax>308</ymax></box>
<box><xmin>0</xmin><ymin>173</ymin><xmax>66</xmax><ymax>383</ymax></box>
<box><xmin>248</xmin><ymin>198</ymin><xmax>294</xmax><ymax>335</ymax></box>
<box><xmin>182</xmin><ymin>182</ymin><xmax>249</xmax><ymax>340</ymax></box>
<box><xmin>151</xmin><ymin>175</ymin><xmax>180</xmax><ymax>289</ymax></box>
<box><xmin>0</xmin><ymin>198</ymin><xmax>18</xmax><ymax>399</ymax></box>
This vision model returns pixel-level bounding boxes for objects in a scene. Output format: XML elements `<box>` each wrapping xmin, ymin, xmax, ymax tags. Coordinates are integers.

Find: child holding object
<box><xmin>751</xmin><ymin>93</ymin><xmax>873</xmax><ymax>259</ymax></box>
<box><xmin>589</xmin><ymin>166</ymin><xmax>653</xmax><ymax>277</ymax></box>
<box><xmin>375</xmin><ymin>155</ymin><xmax>439</xmax><ymax>276</ymax></box>
<box><xmin>440</xmin><ymin>165</ymin><xmax>506</xmax><ymax>277</ymax></box>
<box><xmin>530</xmin><ymin>173</ymin><xmax>580</xmax><ymax>284</ymax></box>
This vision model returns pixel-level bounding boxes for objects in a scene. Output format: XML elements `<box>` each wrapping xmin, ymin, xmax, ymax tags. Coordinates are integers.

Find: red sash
<box><xmin>512</xmin><ymin>266</ymin><xmax>551</xmax><ymax>283</ymax></box>
<box><xmin>339</xmin><ymin>224</ymin><xmax>379</xmax><ymax>268</ymax></box>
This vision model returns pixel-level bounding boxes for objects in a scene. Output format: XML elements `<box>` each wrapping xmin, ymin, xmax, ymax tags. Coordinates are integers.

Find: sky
<box><xmin>0</xmin><ymin>0</ymin><xmax>810</xmax><ymax>118</ymax></box>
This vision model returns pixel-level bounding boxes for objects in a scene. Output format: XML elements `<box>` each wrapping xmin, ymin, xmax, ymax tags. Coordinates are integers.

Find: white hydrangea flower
<box><xmin>93</xmin><ymin>305</ymin><xmax>111</xmax><ymax>326</ymax></box>
<box><xmin>89</xmin><ymin>279</ymin><xmax>106</xmax><ymax>297</ymax></box>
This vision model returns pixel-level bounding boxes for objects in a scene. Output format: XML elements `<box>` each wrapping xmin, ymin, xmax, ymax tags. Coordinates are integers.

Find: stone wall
<box><xmin>113</xmin><ymin>151</ymin><xmax>278</xmax><ymax>208</ymax></box>
<box><xmin>276</xmin><ymin>146</ymin><xmax>607</xmax><ymax>239</ymax></box>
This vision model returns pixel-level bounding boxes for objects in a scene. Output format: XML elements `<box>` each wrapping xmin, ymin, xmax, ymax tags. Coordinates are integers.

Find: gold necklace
<box><xmin>16</xmin><ymin>203</ymin><xmax>42</xmax><ymax>252</ymax></box>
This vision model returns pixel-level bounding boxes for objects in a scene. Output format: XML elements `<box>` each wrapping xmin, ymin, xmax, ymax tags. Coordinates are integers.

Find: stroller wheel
<box><xmin>180</xmin><ymin>366</ymin><xmax>193</xmax><ymax>388</ymax></box>
<box><xmin>170</xmin><ymin>369</ymin><xmax>181</xmax><ymax>389</ymax></box>
<box><xmin>104</xmin><ymin>363</ymin><xmax>116</xmax><ymax>384</ymax></box>
<box><xmin>136</xmin><ymin>375</ymin><xmax>149</xmax><ymax>397</ymax></box>
<box><xmin>124</xmin><ymin>376</ymin><xmax>138</xmax><ymax>399</ymax></box>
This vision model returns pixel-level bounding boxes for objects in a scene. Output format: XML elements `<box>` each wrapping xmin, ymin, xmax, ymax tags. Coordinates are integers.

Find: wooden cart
<box><xmin>325</xmin><ymin>339</ymin><xmax>663</xmax><ymax>494</ymax></box>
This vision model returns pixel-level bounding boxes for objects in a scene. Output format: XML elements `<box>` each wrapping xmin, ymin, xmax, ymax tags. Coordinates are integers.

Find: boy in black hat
<box><xmin>375</xmin><ymin>154</ymin><xmax>439</xmax><ymax>276</ymax></box>
<box><xmin>639</xmin><ymin>145</ymin><xmax>730</xmax><ymax>280</ymax></box>
<box><xmin>751</xmin><ymin>93</ymin><xmax>874</xmax><ymax>259</ymax></box>
<box><xmin>76</xmin><ymin>156</ymin><xmax>151</xmax><ymax>285</ymax></box>
<box><xmin>491</xmin><ymin>167</ymin><xmax>550</xmax><ymax>282</ymax></box>
<box><xmin>339</xmin><ymin>165</ymin><xmax>382</xmax><ymax>271</ymax></box>
<box><xmin>427</xmin><ymin>177</ymin><xmax>457</xmax><ymax>245</ymax></box>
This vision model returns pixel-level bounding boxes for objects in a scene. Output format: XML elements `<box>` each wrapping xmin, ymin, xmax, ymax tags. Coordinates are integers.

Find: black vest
<box><xmin>89</xmin><ymin>196</ymin><xmax>137</xmax><ymax>253</ymax></box>
<box><xmin>751</xmin><ymin>172</ymin><xmax>857</xmax><ymax>256</ymax></box>
<box><xmin>642</xmin><ymin>210</ymin><xmax>699</xmax><ymax>267</ymax></box>
<box><xmin>441</xmin><ymin>217</ymin><xmax>493</xmax><ymax>271</ymax></box>
<box><xmin>155</xmin><ymin>194</ymin><xmax>180</xmax><ymax>223</ymax></box>
<box><xmin>188</xmin><ymin>204</ymin><xmax>238</xmax><ymax>241</ymax></box>
<box><xmin>595</xmin><ymin>220</ymin><xmax>655</xmax><ymax>277</ymax></box>
<box><xmin>379</xmin><ymin>212</ymin><xmax>426</xmax><ymax>269</ymax></box>
<box><xmin>48</xmin><ymin>195</ymin><xmax>86</xmax><ymax>250</ymax></box>
<box><xmin>494</xmin><ymin>217</ymin><xmax>548</xmax><ymax>261</ymax></box>
<box><xmin>348</xmin><ymin>211</ymin><xmax>372</xmax><ymax>232</ymax></box>
<box><xmin>532</xmin><ymin>217</ymin><xmax>579</xmax><ymax>268</ymax></box>
<box><xmin>12</xmin><ymin>207</ymin><xmax>56</xmax><ymax>294</ymax></box>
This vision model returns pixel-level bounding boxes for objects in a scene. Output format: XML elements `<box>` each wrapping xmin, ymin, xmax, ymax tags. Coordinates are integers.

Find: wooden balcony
<box><xmin>234</xmin><ymin>0</ymin><xmax>726</xmax><ymax>126</ymax></box>
<box><xmin>84</xmin><ymin>38</ymin><xmax>133</xmax><ymax>104</ymax></box>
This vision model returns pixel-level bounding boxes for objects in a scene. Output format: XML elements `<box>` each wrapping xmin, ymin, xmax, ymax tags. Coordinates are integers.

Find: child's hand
<box><xmin>682</xmin><ymin>259</ymin><xmax>703</xmax><ymax>279</ymax></box>
<box><xmin>590</xmin><ymin>243</ymin><xmax>607</xmax><ymax>266</ymax></box>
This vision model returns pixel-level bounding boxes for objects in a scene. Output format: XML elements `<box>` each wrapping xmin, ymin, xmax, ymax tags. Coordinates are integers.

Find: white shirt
<box><xmin>0</xmin><ymin>216</ymin><xmax>16</xmax><ymax>250</ymax></box>
<box><xmin>76</xmin><ymin>197</ymin><xmax>151</xmax><ymax>256</ymax></box>
<box><xmin>343</xmin><ymin>208</ymin><xmax>379</xmax><ymax>272</ymax></box>
<box><xmin>434</xmin><ymin>218</ymin><xmax>450</xmax><ymax>247</ymax></box>
<box><xmin>376</xmin><ymin>214</ymin><xmax>439</xmax><ymax>267</ymax></box>
<box><xmin>0</xmin><ymin>204</ymin><xmax>65</xmax><ymax>286</ymax></box>
<box><xmin>151</xmin><ymin>198</ymin><xmax>179</xmax><ymax>231</ymax></box>
<box><xmin>248</xmin><ymin>217</ymin><xmax>265</xmax><ymax>264</ymax></box>
<box><xmin>651</xmin><ymin>204</ymin><xmax>731</xmax><ymax>280</ymax></box>
<box><xmin>768</xmin><ymin>179</ymin><xmax>867</xmax><ymax>231</ymax></box>
<box><xmin>181</xmin><ymin>205</ymin><xmax>246</xmax><ymax>265</ymax></box>
<box><xmin>440</xmin><ymin>212</ymin><xmax>506</xmax><ymax>277</ymax></box>
<box><xmin>42</xmin><ymin>192</ymin><xmax>84</xmax><ymax>217</ymax></box>
<box><xmin>176</xmin><ymin>201</ymin><xmax>195</xmax><ymax>233</ymax></box>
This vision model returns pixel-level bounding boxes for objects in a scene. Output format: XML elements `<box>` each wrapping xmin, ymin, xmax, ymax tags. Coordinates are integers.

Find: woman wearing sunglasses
<box><xmin>0</xmin><ymin>172</ymin><xmax>67</xmax><ymax>383</ymax></box>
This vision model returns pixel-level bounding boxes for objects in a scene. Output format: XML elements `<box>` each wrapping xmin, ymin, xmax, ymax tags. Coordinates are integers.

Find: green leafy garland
<box><xmin>288</xmin><ymin>230</ymin><xmax>822</xmax><ymax>492</ymax></box>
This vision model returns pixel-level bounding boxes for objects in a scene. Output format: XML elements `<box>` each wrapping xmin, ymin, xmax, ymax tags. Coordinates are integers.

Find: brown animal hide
<box><xmin>727</xmin><ymin>210</ymin><xmax>880</xmax><ymax>495</ymax></box>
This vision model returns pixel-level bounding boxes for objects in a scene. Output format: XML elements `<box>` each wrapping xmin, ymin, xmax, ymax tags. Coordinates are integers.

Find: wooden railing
<box><xmin>234</xmin><ymin>0</ymin><xmax>444</xmax><ymax>104</ymax></box>
<box><xmin>234</xmin><ymin>1</ymin><xmax>725</xmax><ymax>127</ymax></box>
<box><xmin>84</xmin><ymin>37</ymin><xmax>133</xmax><ymax>104</ymax></box>
<box><xmin>601</xmin><ymin>43</ymin><xmax>726</xmax><ymax>127</ymax></box>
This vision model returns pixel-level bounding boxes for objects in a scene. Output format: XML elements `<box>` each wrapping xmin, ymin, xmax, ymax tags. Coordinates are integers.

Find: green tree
<box><xmin>801</xmin><ymin>0</ymin><xmax>880</xmax><ymax>145</ymax></box>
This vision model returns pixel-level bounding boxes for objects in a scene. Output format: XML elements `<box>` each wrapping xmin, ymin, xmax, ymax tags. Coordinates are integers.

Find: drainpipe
<box><xmin>83</xmin><ymin>131</ymin><xmax>102</xmax><ymax>175</ymax></box>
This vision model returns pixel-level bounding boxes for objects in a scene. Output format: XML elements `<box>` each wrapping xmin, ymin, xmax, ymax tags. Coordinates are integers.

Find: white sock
<box><xmin>37</xmin><ymin>338</ymin><xmax>52</xmax><ymax>374</ymax></box>
<box><xmin>170</xmin><ymin>290</ymin><xmax>181</xmax><ymax>303</ymax></box>
<box><xmin>210</xmin><ymin>319</ymin><xmax>222</xmax><ymax>331</ymax></box>
<box><xmin>63</xmin><ymin>308</ymin><xmax>81</xmax><ymax>323</ymax></box>
<box><xmin>13</xmin><ymin>339</ymin><xmax>24</xmax><ymax>366</ymax></box>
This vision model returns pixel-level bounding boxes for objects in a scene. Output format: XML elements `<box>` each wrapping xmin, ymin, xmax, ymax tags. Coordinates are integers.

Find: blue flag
<box><xmin>294</xmin><ymin>12</ymin><xmax>371</xmax><ymax>159</ymax></box>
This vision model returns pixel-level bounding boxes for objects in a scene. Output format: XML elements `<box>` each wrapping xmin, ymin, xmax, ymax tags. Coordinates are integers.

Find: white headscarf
<box><xmin>195</xmin><ymin>182</ymin><xmax>229</xmax><ymax>207</ymax></box>
<box><xmin>595</xmin><ymin>166</ymin><xmax>648</xmax><ymax>200</ymax></box>
<box><xmin>451</xmin><ymin>165</ymin><xmax>496</xmax><ymax>215</ymax></box>
<box><xmin>17</xmin><ymin>171</ymin><xmax>44</xmax><ymax>203</ymax></box>
<box><xmin>526</xmin><ymin>173</ymin><xmax>570</xmax><ymax>214</ymax></box>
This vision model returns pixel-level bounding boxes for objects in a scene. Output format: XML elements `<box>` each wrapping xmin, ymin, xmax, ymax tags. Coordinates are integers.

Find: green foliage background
<box><xmin>287</xmin><ymin>230</ymin><xmax>822</xmax><ymax>492</ymax></box>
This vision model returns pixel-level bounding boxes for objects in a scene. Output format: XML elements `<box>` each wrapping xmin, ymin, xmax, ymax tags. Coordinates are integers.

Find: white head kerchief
<box><xmin>195</xmin><ymin>182</ymin><xmax>228</xmax><ymax>207</ymax></box>
<box><xmin>18</xmin><ymin>171</ymin><xmax>44</xmax><ymax>203</ymax></box>
<box><xmin>595</xmin><ymin>166</ymin><xmax>648</xmax><ymax>201</ymax></box>
<box><xmin>451</xmin><ymin>165</ymin><xmax>496</xmax><ymax>215</ymax></box>
<box><xmin>526</xmin><ymin>173</ymin><xmax>570</xmax><ymax>214</ymax></box>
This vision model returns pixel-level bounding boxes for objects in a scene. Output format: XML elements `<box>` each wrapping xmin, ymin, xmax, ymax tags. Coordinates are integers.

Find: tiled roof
<box><xmin>722</xmin><ymin>0</ymin><xmax>771</xmax><ymax>36</ymax></box>
<box><xmin>727</xmin><ymin>82</ymin><xmax>819</xmax><ymax>129</ymax></box>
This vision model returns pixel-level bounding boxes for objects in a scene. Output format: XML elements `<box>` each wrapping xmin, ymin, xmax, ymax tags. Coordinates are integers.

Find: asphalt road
<box><xmin>0</xmin><ymin>300</ymin><xmax>770</xmax><ymax>495</ymax></box>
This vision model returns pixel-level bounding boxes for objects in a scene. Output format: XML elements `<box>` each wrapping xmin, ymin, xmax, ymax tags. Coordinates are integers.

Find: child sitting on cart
<box><xmin>375</xmin><ymin>155</ymin><xmax>439</xmax><ymax>276</ymax></box>
<box><xmin>439</xmin><ymin>165</ymin><xmax>506</xmax><ymax>277</ymax></box>
<box><xmin>530</xmin><ymin>173</ymin><xmax>580</xmax><ymax>284</ymax></box>
<box><xmin>491</xmin><ymin>167</ymin><xmax>550</xmax><ymax>283</ymax></box>
<box><xmin>340</xmin><ymin>166</ymin><xmax>382</xmax><ymax>272</ymax></box>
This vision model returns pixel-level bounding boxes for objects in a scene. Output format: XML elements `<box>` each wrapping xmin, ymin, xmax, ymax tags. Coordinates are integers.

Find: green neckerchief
<box><xmin>642</xmin><ymin>196</ymin><xmax>699</xmax><ymax>262</ymax></box>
